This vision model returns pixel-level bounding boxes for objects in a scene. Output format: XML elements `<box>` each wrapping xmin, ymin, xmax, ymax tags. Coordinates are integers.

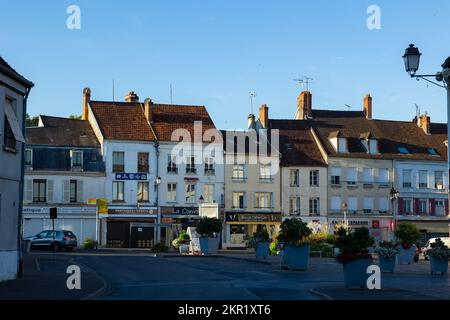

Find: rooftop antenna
<box><xmin>249</xmin><ymin>91</ymin><xmax>256</xmax><ymax>114</ymax></box>
<box><xmin>415</xmin><ymin>103</ymin><xmax>420</xmax><ymax>117</ymax></box>
<box><xmin>294</xmin><ymin>76</ymin><xmax>314</xmax><ymax>91</ymax></box>
<box><xmin>344</xmin><ymin>104</ymin><xmax>352</xmax><ymax>111</ymax></box>
<box><xmin>170</xmin><ymin>84</ymin><xmax>173</xmax><ymax>104</ymax></box>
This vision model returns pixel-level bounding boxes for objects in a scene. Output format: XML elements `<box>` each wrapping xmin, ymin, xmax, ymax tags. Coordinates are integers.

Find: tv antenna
<box><xmin>249</xmin><ymin>91</ymin><xmax>257</xmax><ymax>114</ymax></box>
<box><xmin>344</xmin><ymin>104</ymin><xmax>352</xmax><ymax>111</ymax></box>
<box><xmin>415</xmin><ymin>103</ymin><xmax>420</xmax><ymax>117</ymax></box>
<box><xmin>294</xmin><ymin>76</ymin><xmax>314</xmax><ymax>91</ymax></box>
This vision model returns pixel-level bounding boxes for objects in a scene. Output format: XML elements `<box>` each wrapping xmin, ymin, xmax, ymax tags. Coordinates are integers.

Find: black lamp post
<box><xmin>389</xmin><ymin>187</ymin><xmax>399</xmax><ymax>240</ymax></box>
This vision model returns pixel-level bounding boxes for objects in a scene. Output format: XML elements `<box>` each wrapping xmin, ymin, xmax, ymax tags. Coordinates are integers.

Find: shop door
<box><xmin>130</xmin><ymin>223</ymin><xmax>154</xmax><ymax>248</ymax></box>
<box><xmin>107</xmin><ymin>221</ymin><xmax>130</xmax><ymax>248</ymax></box>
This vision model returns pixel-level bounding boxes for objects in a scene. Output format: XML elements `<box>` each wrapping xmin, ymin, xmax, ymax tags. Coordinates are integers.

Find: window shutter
<box><xmin>429</xmin><ymin>198</ymin><xmax>435</xmax><ymax>216</ymax></box>
<box><xmin>77</xmin><ymin>180</ymin><xmax>84</xmax><ymax>203</ymax></box>
<box><xmin>445</xmin><ymin>199</ymin><xmax>449</xmax><ymax>216</ymax></box>
<box><xmin>63</xmin><ymin>180</ymin><xmax>70</xmax><ymax>203</ymax></box>
<box><xmin>47</xmin><ymin>180</ymin><xmax>54</xmax><ymax>203</ymax></box>
<box><xmin>398</xmin><ymin>197</ymin><xmax>403</xmax><ymax>214</ymax></box>
<box><xmin>24</xmin><ymin>179</ymin><xmax>32</xmax><ymax>203</ymax></box>
<box><xmin>414</xmin><ymin>198</ymin><xmax>420</xmax><ymax>214</ymax></box>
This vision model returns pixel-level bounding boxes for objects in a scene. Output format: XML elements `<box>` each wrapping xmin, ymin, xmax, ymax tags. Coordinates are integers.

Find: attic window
<box><xmin>338</xmin><ymin>137</ymin><xmax>347</xmax><ymax>153</ymax></box>
<box><xmin>397</xmin><ymin>146</ymin><xmax>409</xmax><ymax>154</ymax></box>
<box><xmin>427</xmin><ymin>148</ymin><xmax>438</xmax><ymax>156</ymax></box>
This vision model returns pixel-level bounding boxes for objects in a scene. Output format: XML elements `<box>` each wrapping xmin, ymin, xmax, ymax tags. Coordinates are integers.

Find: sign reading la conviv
<box><xmin>115</xmin><ymin>173</ymin><xmax>148</xmax><ymax>180</ymax></box>
<box><xmin>173</xmin><ymin>207</ymin><xmax>199</xmax><ymax>215</ymax></box>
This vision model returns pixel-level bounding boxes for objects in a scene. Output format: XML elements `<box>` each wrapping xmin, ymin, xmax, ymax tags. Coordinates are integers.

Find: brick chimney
<box><xmin>144</xmin><ymin>98</ymin><xmax>153</xmax><ymax>124</ymax></box>
<box><xmin>363</xmin><ymin>94</ymin><xmax>372</xmax><ymax>119</ymax></box>
<box><xmin>82</xmin><ymin>87</ymin><xmax>91</xmax><ymax>120</ymax></box>
<box><xmin>418</xmin><ymin>113</ymin><xmax>431</xmax><ymax>134</ymax></box>
<box><xmin>296</xmin><ymin>91</ymin><xmax>312</xmax><ymax>119</ymax></box>
<box><xmin>259</xmin><ymin>104</ymin><xmax>269</xmax><ymax>129</ymax></box>
<box><xmin>125</xmin><ymin>91</ymin><xmax>139</xmax><ymax>102</ymax></box>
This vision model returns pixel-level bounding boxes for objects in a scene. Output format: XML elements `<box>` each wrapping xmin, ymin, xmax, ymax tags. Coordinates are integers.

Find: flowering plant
<box><xmin>335</xmin><ymin>227</ymin><xmax>374</xmax><ymax>264</ymax></box>
<box><xmin>428</xmin><ymin>238</ymin><xmax>450</xmax><ymax>261</ymax></box>
<box><xmin>374</xmin><ymin>241</ymin><xmax>398</xmax><ymax>260</ymax></box>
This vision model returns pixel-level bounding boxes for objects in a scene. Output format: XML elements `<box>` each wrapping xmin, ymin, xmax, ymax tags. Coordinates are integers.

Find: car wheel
<box><xmin>52</xmin><ymin>242</ymin><xmax>60</xmax><ymax>251</ymax></box>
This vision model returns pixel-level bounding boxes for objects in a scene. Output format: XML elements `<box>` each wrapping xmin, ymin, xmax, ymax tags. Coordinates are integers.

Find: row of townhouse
<box><xmin>21</xmin><ymin>87</ymin><xmax>450</xmax><ymax>250</ymax></box>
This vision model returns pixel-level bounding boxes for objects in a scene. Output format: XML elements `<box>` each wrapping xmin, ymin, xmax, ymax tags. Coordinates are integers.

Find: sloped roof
<box><xmin>26</xmin><ymin>116</ymin><xmax>100</xmax><ymax>147</ymax></box>
<box><xmin>270</xmin><ymin>119</ymin><xmax>327</xmax><ymax>167</ymax></box>
<box><xmin>0</xmin><ymin>56</ymin><xmax>34</xmax><ymax>88</ymax></box>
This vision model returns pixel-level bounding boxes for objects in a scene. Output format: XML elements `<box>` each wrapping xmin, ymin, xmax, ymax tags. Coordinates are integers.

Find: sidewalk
<box><xmin>0</xmin><ymin>253</ymin><xmax>105</xmax><ymax>300</ymax></box>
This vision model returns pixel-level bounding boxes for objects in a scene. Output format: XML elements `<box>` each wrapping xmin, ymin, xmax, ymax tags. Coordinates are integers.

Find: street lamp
<box><xmin>402</xmin><ymin>44</ymin><xmax>450</xmax><ymax>234</ymax></box>
<box><xmin>389</xmin><ymin>187</ymin><xmax>399</xmax><ymax>240</ymax></box>
<box><xmin>155</xmin><ymin>176</ymin><xmax>162</xmax><ymax>242</ymax></box>
<box><xmin>341</xmin><ymin>202</ymin><xmax>348</xmax><ymax>231</ymax></box>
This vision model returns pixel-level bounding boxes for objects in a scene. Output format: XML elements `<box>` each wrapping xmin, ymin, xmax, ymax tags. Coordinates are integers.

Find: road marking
<box><xmin>116</xmin><ymin>280</ymin><xmax>234</xmax><ymax>288</ymax></box>
<box><xmin>309</xmin><ymin>288</ymin><xmax>333</xmax><ymax>300</ymax></box>
<box><xmin>34</xmin><ymin>258</ymin><xmax>41</xmax><ymax>272</ymax></box>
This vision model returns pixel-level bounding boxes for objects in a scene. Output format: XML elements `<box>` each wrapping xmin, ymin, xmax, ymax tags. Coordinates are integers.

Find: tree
<box><xmin>25</xmin><ymin>113</ymin><xmax>39</xmax><ymax>127</ymax></box>
<box><xmin>68</xmin><ymin>114</ymin><xmax>82</xmax><ymax>120</ymax></box>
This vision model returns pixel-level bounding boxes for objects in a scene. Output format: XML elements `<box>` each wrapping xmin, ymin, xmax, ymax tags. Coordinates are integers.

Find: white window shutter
<box><xmin>24</xmin><ymin>180</ymin><xmax>32</xmax><ymax>203</ymax></box>
<box><xmin>63</xmin><ymin>180</ymin><xmax>70</xmax><ymax>203</ymax></box>
<box><xmin>77</xmin><ymin>180</ymin><xmax>84</xmax><ymax>203</ymax></box>
<box><xmin>47</xmin><ymin>180</ymin><xmax>54</xmax><ymax>203</ymax></box>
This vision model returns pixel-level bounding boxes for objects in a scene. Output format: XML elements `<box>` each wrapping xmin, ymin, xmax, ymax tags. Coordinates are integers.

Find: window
<box><xmin>338</xmin><ymin>137</ymin><xmax>347</xmax><ymax>153</ymax></box>
<box><xmin>363</xmin><ymin>197</ymin><xmax>373</xmax><ymax>213</ymax></box>
<box><xmin>33</xmin><ymin>180</ymin><xmax>46</xmax><ymax>203</ymax></box>
<box><xmin>71</xmin><ymin>150</ymin><xmax>83</xmax><ymax>169</ymax></box>
<box><xmin>419</xmin><ymin>170</ymin><xmax>428</xmax><ymax>188</ymax></box>
<box><xmin>290</xmin><ymin>169</ymin><xmax>299</xmax><ymax>187</ymax></box>
<box><xmin>331</xmin><ymin>196</ymin><xmax>341</xmax><ymax>212</ymax></box>
<box><xmin>378</xmin><ymin>168</ymin><xmax>389</xmax><ymax>184</ymax></box>
<box><xmin>403</xmin><ymin>198</ymin><xmax>413</xmax><ymax>214</ymax></box>
<box><xmin>167</xmin><ymin>155</ymin><xmax>177</xmax><ymax>173</ymax></box>
<box><xmin>260</xmin><ymin>164</ymin><xmax>272</xmax><ymax>181</ymax></box>
<box><xmin>4</xmin><ymin>115</ymin><xmax>16</xmax><ymax>150</ymax></box>
<box><xmin>138</xmin><ymin>182</ymin><xmax>149</xmax><ymax>202</ymax></box>
<box><xmin>347</xmin><ymin>167</ymin><xmax>357</xmax><ymax>185</ymax></box>
<box><xmin>330</xmin><ymin>167</ymin><xmax>341</xmax><ymax>186</ymax></box>
<box><xmin>363</xmin><ymin>168</ymin><xmax>373</xmax><ymax>183</ymax></box>
<box><xmin>403</xmin><ymin>170</ymin><xmax>412</xmax><ymax>188</ymax></box>
<box><xmin>204</xmin><ymin>157</ymin><xmax>215</xmax><ymax>174</ymax></box>
<box><xmin>185</xmin><ymin>183</ymin><xmax>196</xmax><ymax>203</ymax></box>
<box><xmin>25</xmin><ymin>148</ymin><xmax>32</xmax><ymax>166</ymax></box>
<box><xmin>428</xmin><ymin>148</ymin><xmax>438</xmax><ymax>156</ymax></box>
<box><xmin>203</xmin><ymin>184</ymin><xmax>214</xmax><ymax>203</ymax></box>
<box><xmin>289</xmin><ymin>197</ymin><xmax>300</xmax><ymax>214</ymax></box>
<box><xmin>255</xmin><ymin>192</ymin><xmax>272</xmax><ymax>209</ymax></box>
<box><xmin>186</xmin><ymin>156</ymin><xmax>196</xmax><ymax>174</ymax></box>
<box><xmin>137</xmin><ymin>153</ymin><xmax>149</xmax><ymax>173</ymax></box>
<box><xmin>233</xmin><ymin>192</ymin><xmax>246</xmax><ymax>209</ymax></box>
<box><xmin>167</xmin><ymin>183</ymin><xmax>177</xmax><ymax>202</ymax></box>
<box><xmin>70</xmin><ymin>180</ymin><xmax>77</xmax><ymax>203</ymax></box>
<box><xmin>112</xmin><ymin>181</ymin><xmax>124</xmax><ymax>201</ymax></box>
<box><xmin>369</xmin><ymin>139</ymin><xmax>378</xmax><ymax>154</ymax></box>
<box><xmin>310</xmin><ymin>170</ymin><xmax>319</xmax><ymax>186</ymax></box>
<box><xmin>419</xmin><ymin>199</ymin><xmax>428</xmax><ymax>214</ymax></box>
<box><xmin>112</xmin><ymin>152</ymin><xmax>125</xmax><ymax>172</ymax></box>
<box><xmin>435</xmin><ymin>171</ymin><xmax>444</xmax><ymax>189</ymax></box>
<box><xmin>3</xmin><ymin>98</ymin><xmax>23</xmax><ymax>151</ymax></box>
<box><xmin>348</xmin><ymin>197</ymin><xmax>357</xmax><ymax>213</ymax></box>
<box><xmin>379</xmin><ymin>197</ymin><xmax>388</xmax><ymax>213</ymax></box>
<box><xmin>232</xmin><ymin>164</ymin><xmax>246</xmax><ymax>180</ymax></box>
<box><xmin>397</xmin><ymin>146</ymin><xmax>409</xmax><ymax>154</ymax></box>
<box><xmin>309</xmin><ymin>198</ymin><xmax>320</xmax><ymax>215</ymax></box>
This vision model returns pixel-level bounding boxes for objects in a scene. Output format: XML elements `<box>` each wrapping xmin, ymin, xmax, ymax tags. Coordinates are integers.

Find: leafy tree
<box><xmin>68</xmin><ymin>114</ymin><xmax>82</xmax><ymax>120</ymax></box>
<box><xmin>25</xmin><ymin>113</ymin><xmax>39</xmax><ymax>127</ymax></box>
<box><xmin>277</xmin><ymin>218</ymin><xmax>311</xmax><ymax>246</ymax></box>
<box><xmin>395</xmin><ymin>222</ymin><xmax>420</xmax><ymax>248</ymax></box>
<box><xmin>196</xmin><ymin>217</ymin><xmax>222</xmax><ymax>237</ymax></box>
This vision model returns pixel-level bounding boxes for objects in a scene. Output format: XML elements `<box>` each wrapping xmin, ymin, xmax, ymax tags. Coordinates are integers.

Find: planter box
<box><xmin>255</xmin><ymin>242</ymin><xmax>270</xmax><ymax>259</ymax></box>
<box><xmin>430</xmin><ymin>256</ymin><xmax>449</xmax><ymax>275</ymax></box>
<box><xmin>379</xmin><ymin>257</ymin><xmax>396</xmax><ymax>273</ymax></box>
<box><xmin>283</xmin><ymin>245</ymin><xmax>310</xmax><ymax>270</ymax></box>
<box><xmin>342</xmin><ymin>258</ymin><xmax>372</xmax><ymax>289</ymax></box>
<box><xmin>199</xmin><ymin>237</ymin><xmax>220</xmax><ymax>254</ymax></box>
<box><xmin>397</xmin><ymin>246</ymin><xmax>415</xmax><ymax>265</ymax></box>
<box><xmin>179</xmin><ymin>243</ymin><xmax>190</xmax><ymax>255</ymax></box>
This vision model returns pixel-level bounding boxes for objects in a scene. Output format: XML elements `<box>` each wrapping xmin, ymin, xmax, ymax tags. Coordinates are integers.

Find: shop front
<box><xmin>105</xmin><ymin>207</ymin><xmax>158</xmax><ymax>248</ymax></box>
<box><xmin>329</xmin><ymin>217</ymin><xmax>394</xmax><ymax>243</ymax></box>
<box><xmin>223</xmin><ymin>212</ymin><xmax>281</xmax><ymax>249</ymax></box>
<box><xmin>161</xmin><ymin>206</ymin><xmax>202</xmax><ymax>247</ymax></box>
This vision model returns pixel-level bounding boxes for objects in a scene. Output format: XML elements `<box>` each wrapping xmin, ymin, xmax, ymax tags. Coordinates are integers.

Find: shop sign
<box><xmin>173</xmin><ymin>207</ymin><xmax>199</xmax><ymax>216</ymax></box>
<box><xmin>23</xmin><ymin>206</ymin><xmax>97</xmax><ymax>215</ymax></box>
<box><xmin>161</xmin><ymin>218</ymin><xmax>174</xmax><ymax>224</ymax></box>
<box><xmin>115</xmin><ymin>173</ymin><xmax>148</xmax><ymax>180</ymax></box>
<box><xmin>331</xmin><ymin>219</ymin><xmax>369</xmax><ymax>227</ymax></box>
<box><xmin>226</xmin><ymin>213</ymin><xmax>281</xmax><ymax>223</ymax></box>
<box><xmin>108</xmin><ymin>208</ymin><xmax>154</xmax><ymax>215</ymax></box>
<box><xmin>97</xmin><ymin>198</ymin><xmax>108</xmax><ymax>214</ymax></box>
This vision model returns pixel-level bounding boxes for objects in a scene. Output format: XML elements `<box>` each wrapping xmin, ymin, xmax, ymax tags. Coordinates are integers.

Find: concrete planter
<box><xmin>342</xmin><ymin>258</ymin><xmax>372</xmax><ymax>289</ymax></box>
<box><xmin>283</xmin><ymin>245</ymin><xmax>310</xmax><ymax>270</ymax></box>
<box><xmin>398</xmin><ymin>246</ymin><xmax>415</xmax><ymax>264</ymax></box>
<box><xmin>199</xmin><ymin>237</ymin><xmax>220</xmax><ymax>254</ymax></box>
<box><xmin>430</xmin><ymin>256</ymin><xmax>449</xmax><ymax>275</ymax></box>
<box><xmin>255</xmin><ymin>242</ymin><xmax>270</xmax><ymax>259</ymax></box>
<box><xmin>379</xmin><ymin>257</ymin><xmax>396</xmax><ymax>273</ymax></box>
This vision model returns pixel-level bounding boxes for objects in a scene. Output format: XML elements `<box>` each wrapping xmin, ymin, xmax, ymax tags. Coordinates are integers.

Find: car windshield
<box><xmin>37</xmin><ymin>231</ymin><xmax>48</xmax><ymax>237</ymax></box>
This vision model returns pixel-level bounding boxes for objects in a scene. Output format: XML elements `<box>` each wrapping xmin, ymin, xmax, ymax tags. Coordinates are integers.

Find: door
<box><xmin>130</xmin><ymin>225</ymin><xmax>154</xmax><ymax>248</ymax></box>
<box><xmin>107</xmin><ymin>221</ymin><xmax>130</xmax><ymax>248</ymax></box>
<box><xmin>32</xmin><ymin>231</ymin><xmax>51</xmax><ymax>247</ymax></box>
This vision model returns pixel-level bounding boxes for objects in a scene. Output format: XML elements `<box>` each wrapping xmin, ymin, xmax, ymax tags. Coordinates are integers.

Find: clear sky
<box><xmin>1</xmin><ymin>0</ymin><xmax>450</xmax><ymax>129</ymax></box>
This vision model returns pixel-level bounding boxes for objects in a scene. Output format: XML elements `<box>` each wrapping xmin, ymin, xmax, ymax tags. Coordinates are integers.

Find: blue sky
<box><xmin>1</xmin><ymin>0</ymin><xmax>450</xmax><ymax>129</ymax></box>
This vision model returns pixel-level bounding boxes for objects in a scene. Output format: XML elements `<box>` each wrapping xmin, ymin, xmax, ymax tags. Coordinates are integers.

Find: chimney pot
<box><xmin>144</xmin><ymin>98</ymin><xmax>153</xmax><ymax>124</ymax></box>
<box><xmin>418</xmin><ymin>113</ymin><xmax>431</xmax><ymax>134</ymax></box>
<box><xmin>125</xmin><ymin>91</ymin><xmax>139</xmax><ymax>102</ymax></box>
<box><xmin>363</xmin><ymin>94</ymin><xmax>372</xmax><ymax>119</ymax></box>
<box><xmin>82</xmin><ymin>87</ymin><xmax>91</xmax><ymax>120</ymax></box>
<box><xmin>296</xmin><ymin>91</ymin><xmax>312</xmax><ymax>119</ymax></box>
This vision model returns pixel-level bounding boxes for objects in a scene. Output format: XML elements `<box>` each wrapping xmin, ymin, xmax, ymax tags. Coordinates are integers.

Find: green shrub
<box><xmin>395</xmin><ymin>222</ymin><xmax>420</xmax><ymax>248</ymax></box>
<box><xmin>152</xmin><ymin>242</ymin><xmax>169</xmax><ymax>253</ymax></box>
<box><xmin>83</xmin><ymin>237</ymin><xmax>98</xmax><ymax>250</ymax></box>
<box><xmin>196</xmin><ymin>217</ymin><xmax>222</xmax><ymax>237</ymax></box>
<box><xmin>277</xmin><ymin>218</ymin><xmax>312</xmax><ymax>246</ymax></box>
<box><xmin>335</xmin><ymin>227</ymin><xmax>374</xmax><ymax>263</ymax></box>
<box><xmin>310</xmin><ymin>242</ymin><xmax>333</xmax><ymax>257</ymax></box>
<box><xmin>247</xmin><ymin>230</ymin><xmax>270</xmax><ymax>248</ymax></box>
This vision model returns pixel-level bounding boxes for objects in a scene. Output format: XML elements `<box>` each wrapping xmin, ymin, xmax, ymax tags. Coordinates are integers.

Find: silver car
<box><xmin>25</xmin><ymin>230</ymin><xmax>78</xmax><ymax>251</ymax></box>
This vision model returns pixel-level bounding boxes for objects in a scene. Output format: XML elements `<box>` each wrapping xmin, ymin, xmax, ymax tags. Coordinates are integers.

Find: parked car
<box><xmin>421</xmin><ymin>237</ymin><xmax>450</xmax><ymax>260</ymax></box>
<box><xmin>25</xmin><ymin>230</ymin><xmax>78</xmax><ymax>251</ymax></box>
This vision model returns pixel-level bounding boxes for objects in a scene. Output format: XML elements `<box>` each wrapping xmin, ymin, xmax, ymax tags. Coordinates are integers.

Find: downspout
<box><xmin>18</xmin><ymin>86</ymin><xmax>32</xmax><ymax>278</ymax></box>
<box><xmin>148</xmin><ymin>119</ymin><xmax>160</xmax><ymax>243</ymax></box>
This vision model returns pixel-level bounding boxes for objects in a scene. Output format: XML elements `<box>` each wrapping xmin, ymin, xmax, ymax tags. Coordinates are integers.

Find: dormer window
<box><xmin>360</xmin><ymin>132</ymin><xmax>378</xmax><ymax>154</ymax></box>
<box><xmin>329</xmin><ymin>131</ymin><xmax>347</xmax><ymax>153</ymax></box>
<box><xmin>427</xmin><ymin>148</ymin><xmax>438</xmax><ymax>156</ymax></box>
<box><xmin>338</xmin><ymin>137</ymin><xmax>347</xmax><ymax>153</ymax></box>
<box><xmin>368</xmin><ymin>139</ymin><xmax>378</xmax><ymax>154</ymax></box>
<box><xmin>397</xmin><ymin>146</ymin><xmax>409</xmax><ymax>154</ymax></box>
